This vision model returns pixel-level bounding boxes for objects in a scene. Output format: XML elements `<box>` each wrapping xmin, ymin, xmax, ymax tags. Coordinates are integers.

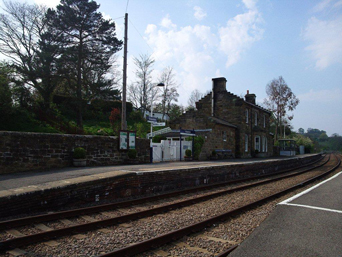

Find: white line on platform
<box><xmin>279</xmin><ymin>171</ymin><xmax>342</xmax><ymax>205</ymax></box>
<box><xmin>280</xmin><ymin>203</ymin><xmax>342</xmax><ymax>214</ymax></box>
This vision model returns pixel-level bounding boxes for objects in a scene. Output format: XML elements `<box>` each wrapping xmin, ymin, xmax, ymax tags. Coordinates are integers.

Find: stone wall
<box><xmin>170</xmin><ymin>77</ymin><xmax>273</xmax><ymax>159</ymax></box>
<box><xmin>170</xmin><ymin>112</ymin><xmax>236</xmax><ymax>160</ymax></box>
<box><xmin>0</xmin><ymin>154</ymin><xmax>321</xmax><ymax>218</ymax></box>
<box><xmin>0</xmin><ymin>131</ymin><xmax>150</xmax><ymax>174</ymax></box>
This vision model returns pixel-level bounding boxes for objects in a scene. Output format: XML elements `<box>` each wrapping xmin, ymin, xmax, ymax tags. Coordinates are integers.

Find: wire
<box><xmin>126</xmin><ymin>0</ymin><xmax>129</xmax><ymax>13</ymax></box>
<box><xmin>112</xmin><ymin>16</ymin><xmax>125</xmax><ymax>21</ymax></box>
<box><xmin>129</xmin><ymin>18</ymin><xmax>154</xmax><ymax>52</ymax></box>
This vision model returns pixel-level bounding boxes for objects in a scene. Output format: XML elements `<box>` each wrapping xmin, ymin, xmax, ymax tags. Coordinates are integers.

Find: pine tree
<box><xmin>45</xmin><ymin>0</ymin><xmax>122</xmax><ymax>130</ymax></box>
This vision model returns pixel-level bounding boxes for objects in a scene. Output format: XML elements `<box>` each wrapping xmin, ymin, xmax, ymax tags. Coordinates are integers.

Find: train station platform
<box><xmin>229</xmin><ymin>170</ymin><xmax>342</xmax><ymax>257</ymax></box>
<box><xmin>0</xmin><ymin>154</ymin><xmax>320</xmax><ymax>219</ymax></box>
<box><xmin>0</xmin><ymin>155</ymin><xmax>317</xmax><ymax>194</ymax></box>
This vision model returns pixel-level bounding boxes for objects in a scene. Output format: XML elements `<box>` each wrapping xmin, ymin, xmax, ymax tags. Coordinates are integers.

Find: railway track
<box><xmin>0</xmin><ymin>154</ymin><xmax>339</xmax><ymax>257</ymax></box>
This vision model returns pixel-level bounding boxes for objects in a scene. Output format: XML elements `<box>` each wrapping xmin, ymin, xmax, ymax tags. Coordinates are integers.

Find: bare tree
<box><xmin>128</xmin><ymin>54</ymin><xmax>155</xmax><ymax>114</ymax></box>
<box><xmin>159</xmin><ymin>67</ymin><xmax>179</xmax><ymax>120</ymax></box>
<box><xmin>0</xmin><ymin>1</ymin><xmax>56</xmax><ymax>108</ymax></box>
<box><xmin>187</xmin><ymin>89</ymin><xmax>203</xmax><ymax>109</ymax></box>
<box><xmin>263</xmin><ymin>76</ymin><xmax>299</xmax><ymax>142</ymax></box>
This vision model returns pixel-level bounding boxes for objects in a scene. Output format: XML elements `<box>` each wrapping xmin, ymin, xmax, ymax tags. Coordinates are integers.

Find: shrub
<box><xmin>127</xmin><ymin>149</ymin><xmax>137</xmax><ymax>159</ymax></box>
<box><xmin>73</xmin><ymin>147</ymin><xmax>86</xmax><ymax>159</ymax></box>
<box><xmin>211</xmin><ymin>150</ymin><xmax>217</xmax><ymax>156</ymax></box>
<box><xmin>185</xmin><ymin>149</ymin><xmax>192</xmax><ymax>157</ymax></box>
<box><xmin>152</xmin><ymin>135</ymin><xmax>167</xmax><ymax>143</ymax></box>
<box><xmin>185</xmin><ymin>136</ymin><xmax>205</xmax><ymax>160</ymax></box>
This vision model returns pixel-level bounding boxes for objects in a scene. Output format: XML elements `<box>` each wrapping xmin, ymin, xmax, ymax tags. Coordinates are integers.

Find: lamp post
<box><xmin>150</xmin><ymin>82</ymin><xmax>164</xmax><ymax>163</ymax></box>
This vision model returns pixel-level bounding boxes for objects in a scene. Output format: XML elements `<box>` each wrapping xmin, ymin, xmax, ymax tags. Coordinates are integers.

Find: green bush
<box><xmin>127</xmin><ymin>149</ymin><xmax>137</xmax><ymax>159</ymax></box>
<box><xmin>186</xmin><ymin>136</ymin><xmax>205</xmax><ymax>160</ymax></box>
<box><xmin>185</xmin><ymin>149</ymin><xmax>192</xmax><ymax>157</ymax></box>
<box><xmin>152</xmin><ymin>135</ymin><xmax>167</xmax><ymax>143</ymax></box>
<box><xmin>129</xmin><ymin>110</ymin><xmax>144</xmax><ymax>123</ymax></box>
<box><xmin>73</xmin><ymin>147</ymin><xmax>86</xmax><ymax>159</ymax></box>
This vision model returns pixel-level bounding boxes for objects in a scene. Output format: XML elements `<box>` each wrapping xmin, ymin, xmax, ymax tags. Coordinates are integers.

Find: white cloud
<box><xmin>242</xmin><ymin>0</ymin><xmax>257</xmax><ymax>10</ymax></box>
<box><xmin>312</xmin><ymin>0</ymin><xmax>333</xmax><ymax>12</ymax></box>
<box><xmin>334</xmin><ymin>0</ymin><xmax>342</xmax><ymax>8</ymax></box>
<box><xmin>145</xmin><ymin>18</ymin><xmax>217</xmax><ymax>103</ymax></box>
<box><xmin>194</xmin><ymin>6</ymin><xmax>207</xmax><ymax>21</ymax></box>
<box><xmin>160</xmin><ymin>14</ymin><xmax>177</xmax><ymax>29</ymax></box>
<box><xmin>143</xmin><ymin>0</ymin><xmax>263</xmax><ymax>104</ymax></box>
<box><xmin>219</xmin><ymin>0</ymin><xmax>263</xmax><ymax>67</ymax></box>
<box><xmin>303</xmin><ymin>16</ymin><xmax>342</xmax><ymax>69</ymax></box>
<box><xmin>298</xmin><ymin>88</ymin><xmax>342</xmax><ymax>102</ymax></box>
<box><xmin>312</xmin><ymin>0</ymin><xmax>342</xmax><ymax>12</ymax></box>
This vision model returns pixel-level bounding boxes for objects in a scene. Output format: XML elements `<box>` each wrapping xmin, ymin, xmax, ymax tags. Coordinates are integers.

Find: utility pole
<box><xmin>121</xmin><ymin>13</ymin><xmax>128</xmax><ymax>130</ymax></box>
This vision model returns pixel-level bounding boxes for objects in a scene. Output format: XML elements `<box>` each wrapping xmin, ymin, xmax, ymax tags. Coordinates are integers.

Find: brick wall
<box><xmin>0</xmin><ymin>131</ymin><xmax>150</xmax><ymax>174</ymax></box>
<box><xmin>0</xmin><ymin>154</ymin><xmax>321</xmax><ymax>218</ymax></box>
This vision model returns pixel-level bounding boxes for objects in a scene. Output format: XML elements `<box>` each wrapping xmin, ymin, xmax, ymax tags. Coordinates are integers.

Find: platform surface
<box><xmin>229</xmin><ymin>170</ymin><xmax>342</xmax><ymax>257</ymax></box>
<box><xmin>0</xmin><ymin>155</ymin><xmax>302</xmax><ymax>193</ymax></box>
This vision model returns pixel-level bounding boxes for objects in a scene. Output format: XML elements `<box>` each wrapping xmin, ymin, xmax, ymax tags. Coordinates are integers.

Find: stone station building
<box><xmin>171</xmin><ymin>77</ymin><xmax>273</xmax><ymax>160</ymax></box>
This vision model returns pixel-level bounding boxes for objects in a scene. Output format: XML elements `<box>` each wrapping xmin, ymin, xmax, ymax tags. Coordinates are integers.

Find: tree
<box><xmin>298</xmin><ymin>128</ymin><xmax>305</xmax><ymax>134</ymax></box>
<box><xmin>168</xmin><ymin>103</ymin><xmax>184</xmax><ymax>121</ymax></box>
<box><xmin>187</xmin><ymin>89</ymin><xmax>203</xmax><ymax>109</ymax></box>
<box><xmin>263</xmin><ymin>76</ymin><xmax>299</xmax><ymax>142</ymax></box>
<box><xmin>292</xmin><ymin>134</ymin><xmax>314</xmax><ymax>153</ymax></box>
<box><xmin>0</xmin><ymin>62</ymin><xmax>13</xmax><ymax>118</ymax></box>
<box><xmin>128</xmin><ymin>54</ymin><xmax>155</xmax><ymax>114</ymax></box>
<box><xmin>45</xmin><ymin>0</ymin><xmax>122</xmax><ymax>129</ymax></box>
<box><xmin>159</xmin><ymin>67</ymin><xmax>179</xmax><ymax>120</ymax></box>
<box><xmin>109</xmin><ymin>107</ymin><xmax>121</xmax><ymax>135</ymax></box>
<box><xmin>0</xmin><ymin>1</ymin><xmax>59</xmax><ymax>109</ymax></box>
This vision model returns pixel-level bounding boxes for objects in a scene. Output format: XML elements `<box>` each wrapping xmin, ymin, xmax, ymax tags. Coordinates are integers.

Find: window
<box><xmin>255</xmin><ymin>136</ymin><xmax>260</xmax><ymax>151</ymax></box>
<box><xmin>222</xmin><ymin>131</ymin><xmax>227</xmax><ymax>141</ymax></box>
<box><xmin>245</xmin><ymin>134</ymin><xmax>248</xmax><ymax>152</ymax></box>
<box><xmin>262</xmin><ymin>136</ymin><xmax>267</xmax><ymax>152</ymax></box>
<box><xmin>255</xmin><ymin>112</ymin><xmax>258</xmax><ymax>126</ymax></box>
<box><xmin>262</xmin><ymin>136</ymin><xmax>268</xmax><ymax>152</ymax></box>
<box><xmin>245</xmin><ymin>109</ymin><xmax>249</xmax><ymax>123</ymax></box>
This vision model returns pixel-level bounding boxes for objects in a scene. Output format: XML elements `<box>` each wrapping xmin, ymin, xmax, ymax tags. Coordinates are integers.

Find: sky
<box><xmin>1</xmin><ymin>0</ymin><xmax>342</xmax><ymax>136</ymax></box>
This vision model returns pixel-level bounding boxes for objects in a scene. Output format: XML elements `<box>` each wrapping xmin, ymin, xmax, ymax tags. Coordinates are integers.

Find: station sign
<box><xmin>152</xmin><ymin>122</ymin><xmax>166</xmax><ymax>127</ymax></box>
<box><xmin>147</xmin><ymin>116</ymin><xmax>157</xmax><ymax>123</ymax></box>
<box><xmin>180</xmin><ymin>129</ymin><xmax>195</xmax><ymax>136</ymax></box>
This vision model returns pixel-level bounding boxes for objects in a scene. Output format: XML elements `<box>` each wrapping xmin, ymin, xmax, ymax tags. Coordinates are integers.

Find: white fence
<box><xmin>151</xmin><ymin>139</ymin><xmax>192</xmax><ymax>162</ymax></box>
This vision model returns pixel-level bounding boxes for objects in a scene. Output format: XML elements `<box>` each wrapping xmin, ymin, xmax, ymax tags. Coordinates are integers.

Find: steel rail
<box><xmin>0</xmin><ymin>155</ymin><xmax>324</xmax><ymax>230</ymax></box>
<box><xmin>97</xmin><ymin>155</ymin><xmax>340</xmax><ymax>257</ymax></box>
<box><xmin>0</xmin><ymin>155</ymin><xmax>330</xmax><ymax>252</ymax></box>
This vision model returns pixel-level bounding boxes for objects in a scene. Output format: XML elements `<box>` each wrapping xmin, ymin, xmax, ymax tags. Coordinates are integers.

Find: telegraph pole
<box><xmin>121</xmin><ymin>13</ymin><xmax>128</xmax><ymax>130</ymax></box>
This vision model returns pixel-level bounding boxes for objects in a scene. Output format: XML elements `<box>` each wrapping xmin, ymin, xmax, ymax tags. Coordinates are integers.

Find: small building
<box><xmin>279</xmin><ymin>139</ymin><xmax>296</xmax><ymax>156</ymax></box>
<box><xmin>170</xmin><ymin>77</ymin><xmax>273</xmax><ymax>160</ymax></box>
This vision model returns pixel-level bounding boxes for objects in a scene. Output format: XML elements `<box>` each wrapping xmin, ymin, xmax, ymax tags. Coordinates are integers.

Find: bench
<box><xmin>214</xmin><ymin>149</ymin><xmax>234</xmax><ymax>159</ymax></box>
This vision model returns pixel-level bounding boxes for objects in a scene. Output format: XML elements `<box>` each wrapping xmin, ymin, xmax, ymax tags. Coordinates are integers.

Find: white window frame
<box><xmin>265</xmin><ymin>136</ymin><xmax>268</xmax><ymax>152</ymax></box>
<box><xmin>255</xmin><ymin>135</ymin><xmax>260</xmax><ymax>151</ymax></box>
<box><xmin>245</xmin><ymin>134</ymin><xmax>248</xmax><ymax>152</ymax></box>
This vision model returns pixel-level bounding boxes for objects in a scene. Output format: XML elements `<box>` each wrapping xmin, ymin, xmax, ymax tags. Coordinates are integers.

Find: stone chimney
<box><xmin>212</xmin><ymin>77</ymin><xmax>227</xmax><ymax>93</ymax></box>
<box><xmin>245</xmin><ymin>90</ymin><xmax>256</xmax><ymax>105</ymax></box>
<box><xmin>212</xmin><ymin>77</ymin><xmax>227</xmax><ymax>116</ymax></box>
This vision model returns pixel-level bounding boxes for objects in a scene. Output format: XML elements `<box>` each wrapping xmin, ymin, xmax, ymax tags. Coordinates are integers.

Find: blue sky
<box><xmin>3</xmin><ymin>0</ymin><xmax>342</xmax><ymax>136</ymax></box>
